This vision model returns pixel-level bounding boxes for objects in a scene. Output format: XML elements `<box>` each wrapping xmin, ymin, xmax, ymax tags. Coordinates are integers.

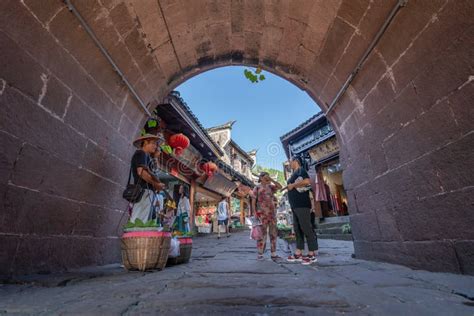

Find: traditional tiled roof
<box><xmin>229</xmin><ymin>140</ymin><xmax>254</xmax><ymax>163</ymax></box>
<box><xmin>207</xmin><ymin>120</ymin><xmax>236</xmax><ymax>132</ymax></box>
<box><xmin>167</xmin><ymin>92</ymin><xmax>254</xmax><ymax>187</ymax></box>
<box><xmin>280</xmin><ymin>111</ymin><xmax>336</xmax><ymax>158</ymax></box>
<box><xmin>207</xmin><ymin>120</ymin><xmax>255</xmax><ymax>163</ymax></box>
<box><xmin>279</xmin><ymin>111</ymin><xmax>325</xmax><ymax>141</ymax></box>
<box><xmin>217</xmin><ymin>159</ymin><xmax>255</xmax><ymax>187</ymax></box>
<box><xmin>167</xmin><ymin>91</ymin><xmax>224</xmax><ymax>156</ymax></box>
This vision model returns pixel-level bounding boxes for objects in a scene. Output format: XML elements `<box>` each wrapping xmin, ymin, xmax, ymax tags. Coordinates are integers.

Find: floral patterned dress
<box><xmin>252</xmin><ymin>184</ymin><xmax>278</xmax><ymax>255</ymax></box>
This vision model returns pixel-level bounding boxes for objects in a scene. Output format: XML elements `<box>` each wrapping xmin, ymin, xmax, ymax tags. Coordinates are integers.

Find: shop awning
<box><xmin>203</xmin><ymin>173</ymin><xmax>238</xmax><ymax>197</ymax></box>
<box><xmin>310</xmin><ymin>152</ymin><xmax>340</xmax><ymax>167</ymax></box>
<box><xmin>156</xmin><ymin>94</ymin><xmax>223</xmax><ymax>161</ymax></box>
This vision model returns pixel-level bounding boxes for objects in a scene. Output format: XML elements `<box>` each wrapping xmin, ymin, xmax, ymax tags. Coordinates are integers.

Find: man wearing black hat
<box><xmin>286</xmin><ymin>156</ymin><xmax>318</xmax><ymax>265</ymax></box>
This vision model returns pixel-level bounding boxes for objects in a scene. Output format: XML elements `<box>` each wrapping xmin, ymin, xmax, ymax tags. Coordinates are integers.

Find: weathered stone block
<box><xmin>0</xmin><ymin>234</ymin><xmax>20</xmax><ymax>276</ymax></box>
<box><xmin>124</xmin><ymin>28</ymin><xmax>150</xmax><ymax>67</ymax></box>
<box><xmin>23</xmin><ymin>0</ymin><xmax>65</xmax><ymax>25</ymax></box>
<box><xmin>394</xmin><ymin>187</ymin><xmax>474</xmax><ymax>241</ymax></box>
<box><xmin>49</xmin><ymin>8</ymin><xmax>124</xmax><ymax>109</ymax></box>
<box><xmin>375</xmin><ymin>0</ymin><xmax>447</xmax><ymax>66</ymax></box>
<box><xmin>0</xmin><ymin>86</ymin><xmax>87</xmax><ymax>165</ymax></box>
<box><xmin>81</xmin><ymin>140</ymin><xmax>128</xmax><ymax>185</ymax></box>
<box><xmin>74</xmin><ymin>204</ymin><xmax>125</xmax><ymax>238</ymax></box>
<box><xmin>390</xmin><ymin>1</ymin><xmax>473</xmax><ymax>93</ymax></box>
<box><xmin>375</xmin><ymin>207</ymin><xmax>402</xmax><ymax>242</ymax></box>
<box><xmin>357</xmin><ymin>0</ymin><xmax>397</xmax><ymax>41</ymax></box>
<box><xmin>411</xmin><ymin>34</ymin><xmax>473</xmax><ymax>111</ymax></box>
<box><xmin>351</xmin><ymin>51</ymin><xmax>387</xmax><ymax>100</ymax></box>
<box><xmin>2</xmin><ymin>185</ymin><xmax>80</xmax><ymax>236</ymax></box>
<box><xmin>11</xmin><ymin>143</ymin><xmax>83</xmax><ymax>200</ymax></box>
<box><xmin>408</xmin><ymin>132</ymin><xmax>474</xmax><ymax>194</ymax></box>
<box><xmin>333</xmin><ymin>34</ymin><xmax>369</xmax><ymax>84</ymax></box>
<box><xmin>330</xmin><ymin>94</ymin><xmax>355</xmax><ymax>138</ymax></box>
<box><xmin>0</xmin><ymin>30</ymin><xmax>46</xmax><ymax>100</ymax></box>
<box><xmin>64</xmin><ymin>96</ymin><xmax>111</xmax><ymax>146</ymax></box>
<box><xmin>0</xmin><ymin>131</ymin><xmax>21</xmax><ymax>184</ymax></box>
<box><xmin>358</xmin><ymin>76</ymin><xmax>397</xmax><ymax>130</ymax></box>
<box><xmin>354</xmin><ymin>240</ymin><xmax>461</xmax><ymax>274</ymax></box>
<box><xmin>446</xmin><ymin>80</ymin><xmax>473</xmax><ymax>136</ymax></box>
<box><xmin>109</xmin><ymin>2</ymin><xmax>136</xmax><ymax>37</ymax></box>
<box><xmin>350</xmin><ymin>213</ymin><xmax>381</xmax><ymax>242</ymax></box>
<box><xmin>319</xmin><ymin>17</ymin><xmax>354</xmax><ymax>71</ymax></box>
<box><xmin>352</xmin><ymin>177</ymin><xmax>394</xmax><ymax>215</ymax></box>
<box><xmin>383</xmin><ymin>98</ymin><xmax>461</xmax><ymax>170</ymax></box>
<box><xmin>41</xmin><ymin>75</ymin><xmax>71</xmax><ymax>117</ymax></box>
<box><xmin>2</xmin><ymin>1</ymin><xmax>123</xmax><ymax>128</ymax></box>
<box><xmin>454</xmin><ymin>241</ymin><xmax>474</xmax><ymax>275</ymax></box>
<box><xmin>118</xmin><ymin>113</ymin><xmax>139</xmax><ymax>139</ymax></box>
<box><xmin>337</xmin><ymin>0</ymin><xmax>370</xmax><ymax>27</ymax></box>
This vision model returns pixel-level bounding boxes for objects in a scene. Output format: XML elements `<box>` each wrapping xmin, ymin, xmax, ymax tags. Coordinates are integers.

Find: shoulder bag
<box><xmin>122</xmin><ymin>167</ymin><xmax>144</xmax><ymax>203</ymax></box>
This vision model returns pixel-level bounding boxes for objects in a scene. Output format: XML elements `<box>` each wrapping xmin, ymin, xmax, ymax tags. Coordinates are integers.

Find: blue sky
<box><xmin>176</xmin><ymin>66</ymin><xmax>320</xmax><ymax>171</ymax></box>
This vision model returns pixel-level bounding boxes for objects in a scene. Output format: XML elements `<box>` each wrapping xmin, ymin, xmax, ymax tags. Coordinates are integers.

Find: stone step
<box><xmin>319</xmin><ymin>216</ymin><xmax>350</xmax><ymax>224</ymax></box>
<box><xmin>316</xmin><ymin>227</ymin><xmax>344</xmax><ymax>235</ymax></box>
<box><xmin>316</xmin><ymin>222</ymin><xmax>350</xmax><ymax>230</ymax></box>
<box><xmin>316</xmin><ymin>223</ymin><xmax>342</xmax><ymax>230</ymax></box>
<box><xmin>317</xmin><ymin>233</ymin><xmax>353</xmax><ymax>241</ymax></box>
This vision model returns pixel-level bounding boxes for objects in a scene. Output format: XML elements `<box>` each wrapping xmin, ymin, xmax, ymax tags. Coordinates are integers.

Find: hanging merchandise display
<box><xmin>195</xmin><ymin>202</ymin><xmax>217</xmax><ymax>233</ymax></box>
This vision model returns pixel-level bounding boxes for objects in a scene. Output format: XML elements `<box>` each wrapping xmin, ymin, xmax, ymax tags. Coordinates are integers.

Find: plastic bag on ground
<box><xmin>168</xmin><ymin>237</ymin><xmax>180</xmax><ymax>258</ymax></box>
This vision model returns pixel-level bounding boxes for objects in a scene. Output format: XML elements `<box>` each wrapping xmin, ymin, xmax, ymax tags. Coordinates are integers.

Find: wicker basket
<box><xmin>154</xmin><ymin>233</ymin><xmax>171</xmax><ymax>270</ymax></box>
<box><xmin>121</xmin><ymin>231</ymin><xmax>171</xmax><ymax>271</ymax></box>
<box><xmin>167</xmin><ymin>237</ymin><xmax>193</xmax><ymax>265</ymax></box>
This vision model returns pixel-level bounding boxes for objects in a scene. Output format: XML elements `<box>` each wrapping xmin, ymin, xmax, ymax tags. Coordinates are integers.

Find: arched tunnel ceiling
<box><xmin>73</xmin><ymin>0</ymin><xmax>397</xmax><ymax>112</ymax></box>
<box><xmin>129</xmin><ymin>0</ymin><xmax>341</xmax><ymax>92</ymax></box>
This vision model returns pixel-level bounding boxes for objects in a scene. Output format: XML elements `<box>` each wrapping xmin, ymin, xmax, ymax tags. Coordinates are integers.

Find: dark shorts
<box><xmin>218</xmin><ymin>219</ymin><xmax>228</xmax><ymax>225</ymax></box>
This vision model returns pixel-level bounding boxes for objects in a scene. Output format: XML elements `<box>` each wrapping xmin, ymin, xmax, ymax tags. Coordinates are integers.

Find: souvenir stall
<box><xmin>311</xmin><ymin>157</ymin><xmax>348</xmax><ymax>217</ymax></box>
<box><xmin>193</xmin><ymin>169</ymin><xmax>239</xmax><ymax>234</ymax></box>
<box><xmin>120</xmin><ymin>92</ymin><xmax>254</xmax><ymax>270</ymax></box>
<box><xmin>121</xmin><ymin>109</ymin><xmax>200</xmax><ymax>270</ymax></box>
<box><xmin>194</xmin><ymin>187</ymin><xmax>220</xmax><ymax>234</ymax></box>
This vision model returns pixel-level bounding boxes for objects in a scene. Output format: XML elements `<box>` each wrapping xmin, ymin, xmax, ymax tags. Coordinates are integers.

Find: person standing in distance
<box><xmin>286</xmin><ymin>156</ymin><xmax>318</xmax><ymax>265</ymax></box>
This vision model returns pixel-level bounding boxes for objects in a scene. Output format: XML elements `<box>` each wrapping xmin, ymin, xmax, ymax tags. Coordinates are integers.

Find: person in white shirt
<box><xmin>217</xmin><ymin>197</ymin><xmax>230</xmax><ymax>239</ymax></box>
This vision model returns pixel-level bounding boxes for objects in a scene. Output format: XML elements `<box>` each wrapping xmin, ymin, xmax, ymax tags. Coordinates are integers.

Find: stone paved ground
<box><xmin>1</xmin><ymin>231</ymin><xmax>473</xmax><ymax>315</ymax></box>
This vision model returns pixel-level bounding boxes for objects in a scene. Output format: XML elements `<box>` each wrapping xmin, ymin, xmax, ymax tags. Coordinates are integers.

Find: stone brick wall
<box><xmin>332</xmin><ymin>0</ymin><xmax>474</xmax><ymax>274</ymax></box>
<box><xmin>0</xmin><ymin>0</ymin><xmax>157</xmax><ymax>275</ymax></box>
<box><xmin>1</xmin><ymin>0</ymin><xmax>472</xmax><ymax>275</ymax></box>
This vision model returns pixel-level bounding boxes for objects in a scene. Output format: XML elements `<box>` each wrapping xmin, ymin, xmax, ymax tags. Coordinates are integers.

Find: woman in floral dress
<box><xmin>252</xmin><ymin>172</ymin><xmax>282</xmax><ymax>260</ymax></box>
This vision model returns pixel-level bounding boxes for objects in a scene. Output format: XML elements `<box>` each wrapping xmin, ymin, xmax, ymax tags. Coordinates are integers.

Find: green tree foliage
<box><xmin>252</xmin><ymin>165</ymin><xmax>286</xmax><ymax>199</ymax></box>
<box><xmin>244</xmin><ymin>67</ymin><xmax>266</xmax><ymax>83</ymax></box>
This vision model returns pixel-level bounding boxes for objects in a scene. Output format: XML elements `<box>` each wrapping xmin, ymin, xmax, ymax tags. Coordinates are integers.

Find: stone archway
<box><xmin>0</xmin><ymin>0</ymin><xmax>472</xmax><ymax>275</ymax></box>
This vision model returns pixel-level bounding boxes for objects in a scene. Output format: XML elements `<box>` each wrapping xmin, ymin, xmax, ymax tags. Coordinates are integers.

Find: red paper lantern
<box><xmin>201</xmin><ymin>161</ymin><xmax>218</xmax><ymax>177</ymax></box>
<box><xmin>170</xmin><ymin>167</ymin><xmax>178</xmax><ymax>177</ymax></box>
<box><xmin>168</xmin><ymin>133</ymin><xmax>190</xmax><ymax>156</ymax></box>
